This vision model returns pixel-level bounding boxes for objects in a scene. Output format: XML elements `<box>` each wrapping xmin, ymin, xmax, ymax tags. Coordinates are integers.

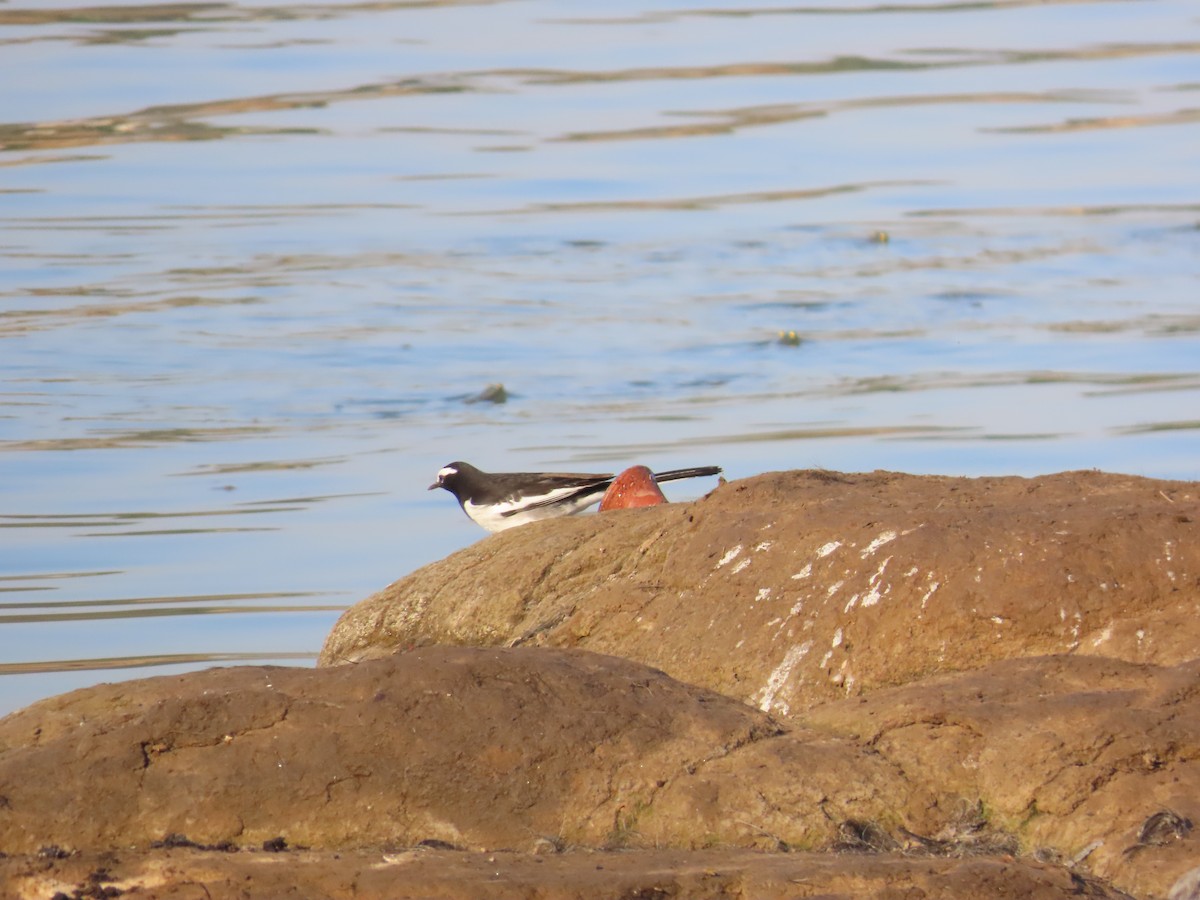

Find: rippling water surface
<box><xmin>1</xmin><ymin>0</ymin><xmax>1198</xmax><ymax>715</ymax></box>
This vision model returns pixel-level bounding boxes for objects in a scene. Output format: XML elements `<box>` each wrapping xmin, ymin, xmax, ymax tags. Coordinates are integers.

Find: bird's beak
<box><xmin>428</xmin><ymin>481</ymin><xmax>440</xmax><ymax>491</ymax></box>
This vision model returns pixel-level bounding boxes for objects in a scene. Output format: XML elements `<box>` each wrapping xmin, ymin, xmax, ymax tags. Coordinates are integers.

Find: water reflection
<box><xmin>0</xmin><ymin>590</ymin><xmax>341</xmax><ymax>624</ymax></box>
<box><xmin>2</xmin><ymin>41</ymin><xmax>1196</xmax><ymax>155</ymax></box>
<box><xmin>556</xmin><ymin>1</ymin><xmax>1154</xmax><ymax>24</ymax></box>
<box><xmin>0</xmin><ymin>2</ymin><xmax>513</xmax><ymax>30</ymax></box>
<box><xmin>0</xmin><ymin>428</ymin><xmax>275</xmax><ymax>452</ymax></box>
<box><xmin>0</xmin><ymin>651</ymin><xmax>317</xmax><ymax>676</ymax></box>
<box><xmin>0</xmin><ymin>0</ymin><xmax>1197</xmax><ymax>717</ymax></box>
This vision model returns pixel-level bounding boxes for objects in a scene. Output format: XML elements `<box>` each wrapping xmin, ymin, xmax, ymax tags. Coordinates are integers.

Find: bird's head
<box><xmin>428</xmin><ymin>461</ymin><xmax>471</xmax><ymax>492</ymax></box>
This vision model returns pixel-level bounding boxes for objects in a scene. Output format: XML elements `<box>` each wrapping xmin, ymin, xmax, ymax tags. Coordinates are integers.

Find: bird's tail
<box><xmin>651</xmin><ymin>466</ymin><xmax>722</xmax><ymax>483</ymax></box>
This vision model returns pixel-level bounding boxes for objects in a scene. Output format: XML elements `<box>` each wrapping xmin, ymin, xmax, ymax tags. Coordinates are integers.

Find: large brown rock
<box><xmin>2</xmin><ymin>645</ymin><xmax>1198</xmax><ymax>897</ymax></box>
<box><xmin>0</xmin><ymin>647</ymin><xmax>779</xmax><ymax>854</ymax></box>
<box><xmin>319</xmin><ymin>469</ymin><xmax>1199</xmax><ymax>714</ymax></box>
<box><xmin>628</xmin><ymin>654</ymin><xmax>1200</xmax><ymax>896</ymax></box>
<box><xmin>803</xmin><ymin>654</ymin><xmax>1200</xmax><ymax>899</ymax></box>
<box><xmin>4</xmin><ymin>468</ymin><xmax>1199</xmax><ymax>899</ymax></box>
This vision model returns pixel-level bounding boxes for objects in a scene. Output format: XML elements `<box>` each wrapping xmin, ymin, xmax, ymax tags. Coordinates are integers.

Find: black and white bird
<box><xmin>429</xmin><ymin>460</ymin><xmax>721</xmax><ymax>532</ymax></box>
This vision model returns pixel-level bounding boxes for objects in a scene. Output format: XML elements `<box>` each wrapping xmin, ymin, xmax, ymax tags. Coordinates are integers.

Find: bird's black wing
<box><xmin>499</xmin><ymin>477</ymin><xmax>611</xmax><ymax>516</ymax></box>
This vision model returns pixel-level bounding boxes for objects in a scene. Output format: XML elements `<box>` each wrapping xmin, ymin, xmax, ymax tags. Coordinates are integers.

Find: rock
<box><xmin>802</xmin><ymin>654</ymin><xmax>1200</xmax><ymax>899</ymax></box>
<box><xmin>598</xmin><ymin>465</ymin><xmax>667</xmax><ymax>511</ymax></box>
<box><xmin>463</xmin><ymin>383</ymin><xmax>507</xmax><ymax>404</ymax></box>
<box><xmin>4</xmin><ymin>467</ymin><xmax>1200</xmax><ymax>899</ymax></box>
<box><xmin>636</xmin><ymin>654</ymin><xmax>1200</xmax><ymax>896</ymax></box>
<box><xmin>777</xmin><ymin>329</ymin><xmax>803</xmax><ymax>346</ymax></box>
<box><xmin>319</xmin><ymin>469</ymin><xmax>1199</xmax><ymax>714</ymax></box>
<box><xmin>0</xmin><ymin>647</ymin><xmax>782</xmax><ymax>854</ymax></box>
<box><xmin>2</xmin><ymin>645</ymin><xmax>1197</xmax><ymax>897</ymax></box>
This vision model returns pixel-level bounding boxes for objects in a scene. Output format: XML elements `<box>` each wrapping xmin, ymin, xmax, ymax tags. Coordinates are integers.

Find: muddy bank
<box><xmin>2</xmin><ymin>844</ymin><xmax>1141</xmax><ymax>900</ymax></box>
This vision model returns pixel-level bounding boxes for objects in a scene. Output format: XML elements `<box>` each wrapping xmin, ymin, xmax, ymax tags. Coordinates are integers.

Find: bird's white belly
<box><xmin>463</xmin><ymin>490</ymin><xmax>602</xmax><ymax>532</ymax></box>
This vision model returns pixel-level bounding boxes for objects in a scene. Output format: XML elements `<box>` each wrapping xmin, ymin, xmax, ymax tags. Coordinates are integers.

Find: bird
<box><xmin>429</xmin><ymin>460</ymin><xmax>722</xmax><ymax>532</ymax></box>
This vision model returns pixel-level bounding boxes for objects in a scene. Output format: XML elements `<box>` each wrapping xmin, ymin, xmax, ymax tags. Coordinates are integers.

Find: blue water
<box><xmin>1</xmin><ymin>0</ymin><xmax>1198</xmax><ymax>716</ymax></box>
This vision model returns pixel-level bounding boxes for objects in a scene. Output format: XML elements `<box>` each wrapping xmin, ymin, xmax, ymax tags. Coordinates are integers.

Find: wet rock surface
<box><xmin>2</xmin><ymin>469</ymin><xmax>1198</xmax><ymax>899</ymax></box>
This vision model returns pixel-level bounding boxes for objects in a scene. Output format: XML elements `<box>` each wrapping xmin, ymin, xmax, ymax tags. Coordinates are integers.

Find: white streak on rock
<box><xmin>757</xmin><ymin>641</ymin><xmax>813</xmax><ymax>714</ymax></box>
<box><xmin>920</xmin><ymin>581</ymin><xmax>940</xmax><ymax>610</ymax></box>
<box><xmin>860</xmin><ymin>531</ymin><xmax>897</xmax><ymax>559</ymax></box>
<box><xmin>716</xmin><ymin>546</ymin><xmax>743</xmax><ymax>568</ymax></box>
<box><xmin>861</xmin><ymin>557</ymin><xmax>892</xmax><ymax>607</ymax></box>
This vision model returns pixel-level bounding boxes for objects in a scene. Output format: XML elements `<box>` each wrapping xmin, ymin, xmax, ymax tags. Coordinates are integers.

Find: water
<box><xmin>1</xmin><ymin>0</ymin><xmax>1197</xmax><ymax>717</ymax></box>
